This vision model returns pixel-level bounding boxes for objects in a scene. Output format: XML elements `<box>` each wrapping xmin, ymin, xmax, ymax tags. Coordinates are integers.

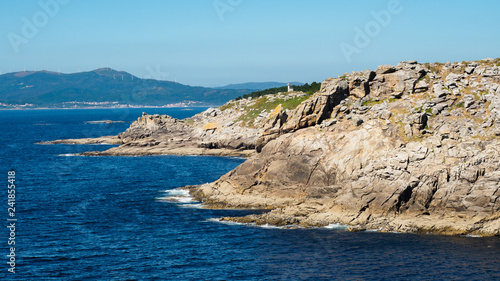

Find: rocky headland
<box><xmin>45</xmin><ymin>58</ymin><xmax>500</xmax><ymax>236</ymax></box>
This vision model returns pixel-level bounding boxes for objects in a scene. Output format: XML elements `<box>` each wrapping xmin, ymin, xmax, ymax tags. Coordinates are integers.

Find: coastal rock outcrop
<box><xmin>81</xmin><ymin>110</ymin><xmax>259</xmax><ymax>156</ymax></box>
<box><xmin>197</xmin><ymin>122</ymin><xmax>499</xmax><ymax>235</ymax></box>
<box><xmin>118</xmin><ymin>113</ymin><xmax>189</xmax><ymax>142</ymax></box>
<box><xmin>46</xmin><ymin>58</ymin><xmax>500</xmax><ymax>236</ymax></box>
<box><xmin>193</xmin><ymin>58</ymin><xmax>500</xmax><ymax>236</ymax></box>
<box><xmin>76</xmin><ymin>90</ymin><xmax>311</xmax><ymax>156</ymax></box>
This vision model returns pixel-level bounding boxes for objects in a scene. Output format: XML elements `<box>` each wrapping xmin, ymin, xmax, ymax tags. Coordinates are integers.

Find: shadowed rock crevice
<box><xmin>395</xmin><ymin>185</ymin><xmax>414</xmax><ymax>213</ymax></box>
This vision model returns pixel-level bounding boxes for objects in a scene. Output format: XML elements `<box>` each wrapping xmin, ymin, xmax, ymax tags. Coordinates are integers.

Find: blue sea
<box><xmin>0</xmin><ymin>108</ymin><xmax>499</xmax><ymax>280</ymax></box>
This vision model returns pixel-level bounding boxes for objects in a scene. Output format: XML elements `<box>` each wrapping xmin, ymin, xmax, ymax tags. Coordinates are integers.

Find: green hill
<box><xmin>0</xmin><ymin>68</ymin><xmax>252</xmax><ymax>108</ymax></box>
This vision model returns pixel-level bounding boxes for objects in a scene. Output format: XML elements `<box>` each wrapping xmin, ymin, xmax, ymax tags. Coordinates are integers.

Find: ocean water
<box><xmin>0</xmin><ymin>108</ymin><xmax>499</xmax><ymax>280</ymax></box>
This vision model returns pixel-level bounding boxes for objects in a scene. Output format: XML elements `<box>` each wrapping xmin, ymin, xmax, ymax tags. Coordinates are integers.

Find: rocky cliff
<box><xmin>193</xmin><ymin>58</ymin><xmax>500</xmax><ymax>236</ymax></box>
<box><xmin>77</xmin><ymin>90</ymin><xmax>310</xmax><ymax>156</ymax></box>
<box><xmin>47</xmin><ymin>58</ymin><xmax>500</xmax><ymax>236</ymax></box>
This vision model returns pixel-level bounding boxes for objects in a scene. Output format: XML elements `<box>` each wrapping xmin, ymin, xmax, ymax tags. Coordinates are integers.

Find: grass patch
<box><xmin>183</xmin><ymin>119</ymin><xmax>195</xmax><ymax>125</ymax></box>
<box><xmin>235</xmin><ymin>94</ymin><xmax>313</xmax><ymax>128</ymax></box>
<box><xmin>362</xmin><ymin>98</ymin><xmax>398</xmax><ymax>107</ymax></box>
<box><xmin>219</xmin><ymin>102</ymin><xmax>236</xmax><ymax>111</ymax></box>
<box><xmin>392</xmin><ymin>119</ymin><xmax>424</xmax><ymax>143</ymax></box>
<box><xmin>451</xmin><ymin>64</ymin><xmax>466</xmax><ymax>74</ymax></box>
<box><xmin>426</xmin><ymin>62</ymin><xmax>444</xmax><ymax>74</ymax></box>
<box><xmin>461</xmin><ymin>86</ymin><xmax>473</xmax><ymax>96</ymax></box>
<box><xmin>390</xmin><ymin>106</ymin><xmax>408</xmax><ymax>116</ymax></box>
<box><xmin>476</xmin><ymin>91</ymin><xmax>488</xmax><ymax>100</ymax></box>
<box><xmin>442</xmin><ymin>86</ymin><xmax>452</xmax><ymax>92</ymax></box>
<box><xmin>362</xmin><ymin>100</ymin><xmax>384</xmax><ymax>107</ymax></box>
<box><xmin>236</xmin><ymin>110</ymin><xmax>263</xmax><ymax>128</ymax></box>
<box><xmin>281</xmin><ymin>95</ymin><xmax>311</xmax><ymax>110</ymax></box>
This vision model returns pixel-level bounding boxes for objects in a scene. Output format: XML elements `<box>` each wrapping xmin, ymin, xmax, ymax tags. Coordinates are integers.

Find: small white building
<box><xmin>287</xmin><ymin>83</ymin><xmax>294</xmax><ymax>92</ymax></box>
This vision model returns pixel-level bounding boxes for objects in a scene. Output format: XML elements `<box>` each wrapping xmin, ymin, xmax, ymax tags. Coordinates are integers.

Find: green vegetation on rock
<box><xmin>236</xmin><ymin>93</ymin><xmax>313</xmax><ymax>127</ymax></box>
<box><xmin>235</xmin><ymin>82</ymin><xmax>321</xmax><ymax>100</ymax></box>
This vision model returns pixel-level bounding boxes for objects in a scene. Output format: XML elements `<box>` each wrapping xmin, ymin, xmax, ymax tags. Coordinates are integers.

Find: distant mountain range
<box><xmin>0</xmin><ymin>68</ymin><xmax>269</xmax><ymax>108</ymax></box>
<box><xmin>216</xmin><ymin>82</ymin><xmax>305</xmax><ymax>90</ymax></box>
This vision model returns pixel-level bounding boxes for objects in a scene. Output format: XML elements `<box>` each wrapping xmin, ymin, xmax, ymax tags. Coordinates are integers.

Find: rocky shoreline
<box><xmin>43</xmin><ymin>58</ymin><xmax>500</xmax><ymax>236</ymax></box>
<box><xmin>39</xmin><ymin>136</ymin><xmax>122</xmax><ymax>145</ymax></box>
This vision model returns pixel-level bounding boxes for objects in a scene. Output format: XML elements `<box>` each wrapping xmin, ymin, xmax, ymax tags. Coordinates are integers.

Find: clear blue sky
<box><xmin>1</xmin><ymin>0</ymin><xmax>499</xmax><ymax>87</ymax></box>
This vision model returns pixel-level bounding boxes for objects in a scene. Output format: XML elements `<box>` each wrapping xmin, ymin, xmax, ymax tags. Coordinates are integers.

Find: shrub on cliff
<box><xmin>236</xmin><ymin>82</ymin><xmax>321</xmax><ymax>100</ymax></box>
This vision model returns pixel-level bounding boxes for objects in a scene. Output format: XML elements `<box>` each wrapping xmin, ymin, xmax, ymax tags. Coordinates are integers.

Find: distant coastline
<box><xmin>0</xmin><ymin>105</ymin><xmax>211</xmax><ymax>110</ymax></box>
<box><xmin>0</xmin><ymin>68</ymin><xmax>304</xmax><ymax>110</ymax></box>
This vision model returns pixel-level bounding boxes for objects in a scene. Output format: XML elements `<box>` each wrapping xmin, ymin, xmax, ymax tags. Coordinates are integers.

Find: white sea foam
<box><xmin>225</xmin><ymin>156</ymin><xmax>245</xmax><ymax>160</ymax></box>
<box><xmin>206</xmin><ymin>218</ymin><xmax>290</xmax><ymax>229</ymax></box>
<box><xmin>155</xmin><ymin>196</ymin><xmax>194</xmax><ymax>203</ymax></box>
<box><xmin>324</xmin><ymin>223</ymin><xmax>348</xmax><ymax>230</ymax></box>
<box><xmin>157</xmin><ymin>189</ymin><xmax>200</xmax><ymax>205</ymax></box>
<box><xmin>206</xmin><ymin>218</ymin><xmax>223</xmax><ymax>223</ymax></box>
<box><xmin>258</xmin><ymin>223</ymin><xmax>285</xmax><ymax>229</ymax></box>
<box><xmin>58</xmin><ymin>154</ymin><xmax>80</xmax><ymax>157</ymax></box>
<box><xmin>163</xmin><ymin>189</ymin><xmax>190</xmax><ymax>196</ymax></box>
<box><xmin>169</xmin><ymin>196</ymin><xmax>195</xmax><ymax>203</ymax></box>
<box><xmin>205</xmin><ymin>218</ymin><xmax>245</xmax><ymax>226</ymax></box>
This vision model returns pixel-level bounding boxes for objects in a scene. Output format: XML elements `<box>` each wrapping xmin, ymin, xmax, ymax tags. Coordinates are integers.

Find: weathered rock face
<box><xmin>118</xmin><ymin>113</ymin><xmax>191</xmax><ymax>142</ymax></box>
<box><xmin>283</xmin><ymin>79</ymin><xmax>349</xmax><ymax>131</ymax></box>
<box><xmin>83</xmin><ymin>97</ymin><xmax>268</xmax><ymax>155</ymax></box>
<box><xmin>255</xmin><ymin>105</ymin><xmax>288</xmax><ymax>153</ymax></box>
<box><xmin>255</xmin><ymin>62</ymin><xmax>428</xmax><ymax>150</ymax></box>
<box><xmin>195</xmin><ymin>58</ymin><xmax>500</xmax><ymax>236</ymax></box>
<box><xmin>198</xmin><ymin>120</ymin><xmax>500</xmax><ymax>235</ymax></box>
<box><xmin>191</xmin><ymin>108</ymin><xmax>260</xmax><ymax>151</ymax></box>
<box><xmin>370</xmin><ymin>62</ymin><xmax>427</xmax><ymax>99</ymax></box>
<box><xmin>308</xmin><ymin>79</ymin><xmax>347</xmax><ymax>126</ymax></box>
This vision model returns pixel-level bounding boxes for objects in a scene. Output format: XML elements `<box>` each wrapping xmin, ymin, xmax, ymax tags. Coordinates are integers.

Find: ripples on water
<box><xmin>0</xmin><ymin>109</ymin><xmax>499</xmax><ymax>280</ymax></box>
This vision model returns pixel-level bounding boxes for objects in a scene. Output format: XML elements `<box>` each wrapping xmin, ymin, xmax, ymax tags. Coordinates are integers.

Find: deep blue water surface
<box><xmin>0</xmin><ymin>108</ymin><xmax>499</xmax><ymax>280</ymax></box>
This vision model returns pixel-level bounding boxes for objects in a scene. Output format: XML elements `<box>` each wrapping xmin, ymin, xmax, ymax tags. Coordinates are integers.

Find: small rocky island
<box><xmin>44</xmin><ymin>58</ymin><xmax>500</xmax><ymax>236</ymax></box>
